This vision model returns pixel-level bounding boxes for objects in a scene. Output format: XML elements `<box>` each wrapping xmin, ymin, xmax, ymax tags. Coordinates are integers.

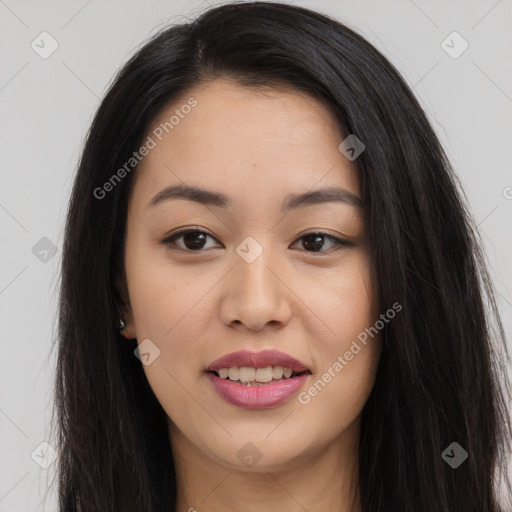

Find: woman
<box><xmin>51</xmin><ymin>2</ymin><xmax>512</xmax><ymax>511</ymax></box>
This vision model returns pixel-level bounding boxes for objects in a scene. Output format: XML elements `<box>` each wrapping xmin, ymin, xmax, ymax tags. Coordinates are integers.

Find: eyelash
<box><xmin>161</xmin><ymin>228</ymin><xmax>352</xmax><ymax>254</ymax></box>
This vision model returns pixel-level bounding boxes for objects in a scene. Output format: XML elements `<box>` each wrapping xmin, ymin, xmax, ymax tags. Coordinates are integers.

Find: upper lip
<box><xmin>207</xmin><ymin>349</ymin><xmax>311</xmax><ymax>373</ymax></box>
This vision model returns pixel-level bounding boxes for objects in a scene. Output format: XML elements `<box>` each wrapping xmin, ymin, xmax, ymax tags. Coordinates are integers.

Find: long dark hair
<box><xmin>50</xmin><ymin>1</ymin><xmax>512</xmax><ymax>510</ymax></box>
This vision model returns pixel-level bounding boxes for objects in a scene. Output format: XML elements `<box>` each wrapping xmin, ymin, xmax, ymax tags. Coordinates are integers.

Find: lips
<box><xmin>206</xmin><ymin>349</ymin><xmax>311</xmax><ymax>373</ymax></box>
<box><xmin>207</xmin><ymin>371</ymin><xmax>310</xmax><ymax>409</ymax></box>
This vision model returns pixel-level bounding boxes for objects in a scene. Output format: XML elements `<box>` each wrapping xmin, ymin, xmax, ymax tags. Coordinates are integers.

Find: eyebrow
<box><xmin>145</xmin><ymin>184</ymin><xmax>362</xmax><ymax>212</ymax></box>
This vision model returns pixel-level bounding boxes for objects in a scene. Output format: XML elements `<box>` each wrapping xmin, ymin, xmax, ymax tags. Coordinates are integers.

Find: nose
<box><xmin>219</xmin><ymin>245</ymin><xmax>292</xmax><ymax>332</ymax></box>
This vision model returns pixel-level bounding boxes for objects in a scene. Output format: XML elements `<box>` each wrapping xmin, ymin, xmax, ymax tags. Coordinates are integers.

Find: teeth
<box><xmin>239</xmin><ymin>367</ymin><xmax>256</xmax><ymax>383</ymax></box>
<box><xmin>215</xmin><ymin>365</ymin><xmax>300</xmax><ymax>384</ymax></box>
<box><xmin>255</xmin><ymin>367</ymin><xmax>273</xmax><ymax>382</ymax></box>
<box><xmin>272</xmin><ymin>366</ymin><xmax>283</xmax><ymax>379</ymax></box>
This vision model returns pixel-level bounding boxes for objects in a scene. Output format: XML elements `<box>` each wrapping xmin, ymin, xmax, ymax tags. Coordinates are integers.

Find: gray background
<box><xmin>1</xmin><ymin>0</ymin><xmax>511</xmax><ymax>510</ymax></box>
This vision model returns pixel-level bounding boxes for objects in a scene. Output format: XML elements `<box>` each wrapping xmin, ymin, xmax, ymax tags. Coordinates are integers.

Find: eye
<box><xmin>290</xmin><ymin>231</ymin><xmax>352</xmax><ymax>253</ymax></box>
<box><xmin>161</xmin><ymin>228</ymin><xmax>352</xmax><ymax>253</ymax></box>
<box><xmin>161</xmin><ymin>228</ymin><xmax>221</xmax><ymax>252</ymax></box>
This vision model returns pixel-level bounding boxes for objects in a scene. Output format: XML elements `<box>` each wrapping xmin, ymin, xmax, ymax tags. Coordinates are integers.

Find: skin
<box><xmin>120</xmin><ymin>78</ymin><xmax>382</xmax><ymax>512</ymax></box>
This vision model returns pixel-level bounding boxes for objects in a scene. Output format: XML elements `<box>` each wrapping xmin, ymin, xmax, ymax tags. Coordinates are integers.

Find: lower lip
<box><xmin>207</xmin><ymin>372</ymin><xmax>310</xmax><ymax>409</ymax></box>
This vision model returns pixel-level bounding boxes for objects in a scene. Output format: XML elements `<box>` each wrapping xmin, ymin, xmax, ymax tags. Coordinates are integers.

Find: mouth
<box><xmin>205</xmin><ymin>350</ymin><xmax>312</xmax><ymax>409</ymax></box>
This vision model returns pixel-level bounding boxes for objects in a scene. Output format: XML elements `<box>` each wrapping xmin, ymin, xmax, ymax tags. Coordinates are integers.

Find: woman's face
<box><xmin>122</xmin><ymin>78</ymin><xmax>382</xmax><ymax>472</ymax></box>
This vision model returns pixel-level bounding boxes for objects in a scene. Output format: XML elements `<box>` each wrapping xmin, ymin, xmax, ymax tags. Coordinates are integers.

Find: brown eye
<box><xmin>162</xmin><ymin>229</ymin><xmax>219</xmax><ymax>251</ymax></box>
<box><xmin>291</xmin><ymin>232</ymin><xmax>351</xmax><ymax>253</ymax></box>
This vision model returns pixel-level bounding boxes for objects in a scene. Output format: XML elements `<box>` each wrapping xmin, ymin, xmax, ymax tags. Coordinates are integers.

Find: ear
<box><xmin>114</xmin><ymin>273</ymin><xmax>137</xmax><ymax>340</ymax></box>
<box><xmin>120</xmin><ymin>304</ymin><xmax>137</xmax><ymax>340</ymax></box>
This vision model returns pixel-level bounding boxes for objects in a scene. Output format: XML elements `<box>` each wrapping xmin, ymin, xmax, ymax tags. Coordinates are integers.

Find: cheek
<box><xmin>124</xmin><ymin>243</ymin><xmax>223</xmax><ymax>420</ymax></box>
<box><xmin>306</xmin><ymin>337</ymin><xmax>381</xmax><ymax>416</ymax></box>
<box><xmin>298</xmin><ymin>254</ymin><xmax>380</xmax><ymax>424</ymax></box>
<box><xmin>125</xmin><ymin>232</ymin><xmax>215</xmax><ymax>340</ymax></box>
<box><xmin>298</xmin><ymin>287</ymin><xmax>381</xmax><ymax>437</ymax></box>
<box><xmin>125</xmin><ymin>251</ymin><xmax>215</xmax><ymax>425</ymax></box>
<box><xmin>307</xmin><ymin>249</ymin><xmax>376</xmax><ymax>347</ymax></box>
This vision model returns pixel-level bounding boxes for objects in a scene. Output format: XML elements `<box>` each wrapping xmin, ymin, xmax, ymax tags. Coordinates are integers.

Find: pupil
<box><xmin>184</xmin><ymin>230</ymin><xmax>206</xmax><ymax>250</ymax></box>
<box><xmin>303</xmin><ymin>234</ymin><xmax>324</xmax><ymax>252</ymax></box>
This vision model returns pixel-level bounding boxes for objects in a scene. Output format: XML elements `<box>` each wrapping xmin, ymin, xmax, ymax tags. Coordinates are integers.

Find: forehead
<box><xmin>129</xmin><ymin>78</ymin><xmax>360</xmax><ymax>212</ymax></box>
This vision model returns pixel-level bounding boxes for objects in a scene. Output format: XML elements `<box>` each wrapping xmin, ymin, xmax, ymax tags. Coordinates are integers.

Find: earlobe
<box><xmin>119</xmin><ymin>305</ymin><xmax>137</xmax><ymax>340</ymax></box>
<box><xmin>114</xmin><ymin>276</ymin><xmax>137</xmax><ymax>339</ymax></box>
